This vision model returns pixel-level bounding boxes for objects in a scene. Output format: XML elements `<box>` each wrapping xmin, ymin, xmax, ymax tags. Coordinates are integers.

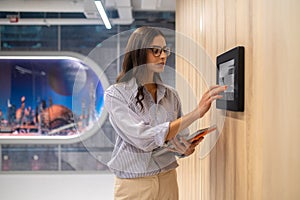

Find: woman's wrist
<box><xmin>192</xmin><ymin>107</ymin><xmax>202</xmax><ymax>119</ymax></box>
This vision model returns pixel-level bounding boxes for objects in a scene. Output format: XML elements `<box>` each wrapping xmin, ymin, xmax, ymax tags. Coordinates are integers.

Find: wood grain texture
<box><xmin>176</xmin><ymin>0</ymin><xmax>300</xmax><ymax>199</ymax></box>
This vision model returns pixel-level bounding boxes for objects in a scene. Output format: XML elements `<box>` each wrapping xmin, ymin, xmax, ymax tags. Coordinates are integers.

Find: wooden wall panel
<box><xmin>176</xmin><ymin>0</ymin><xmax>300</xmax><ymax>199</ymax></box>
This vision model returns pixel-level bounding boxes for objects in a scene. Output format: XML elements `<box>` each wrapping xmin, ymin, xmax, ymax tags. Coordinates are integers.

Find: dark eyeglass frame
<box><xmin>148</xmin><ymin>46</ymin><xmax>171</xmax><ymax>57</ymax></box>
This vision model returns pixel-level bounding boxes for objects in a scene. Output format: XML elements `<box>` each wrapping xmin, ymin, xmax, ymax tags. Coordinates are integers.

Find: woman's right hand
<box><xmin>166</xmin><ymin>85</ymin><xmax>227</xmax><ymax>142</ymax></box>
<box><xmin>197</xmin><ymin>85</ymin><xmax>227</xmax><ymax>118</ymax></box>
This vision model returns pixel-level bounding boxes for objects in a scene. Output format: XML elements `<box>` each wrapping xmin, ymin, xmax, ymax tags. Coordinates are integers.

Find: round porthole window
<box><xmin>0</xmin><ymin>52</ymin><xmax>109</xmax><ymax>144</ymax></box>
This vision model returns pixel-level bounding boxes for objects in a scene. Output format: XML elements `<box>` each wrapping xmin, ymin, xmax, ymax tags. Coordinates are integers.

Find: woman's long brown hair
<box><xmin>116</xmin><ymin>27</ymin><xmax>165</xmax><ymax>110</ymax></box>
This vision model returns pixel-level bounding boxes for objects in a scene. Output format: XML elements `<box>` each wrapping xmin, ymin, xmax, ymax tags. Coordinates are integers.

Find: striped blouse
<box><xmin>104</xmin><ymin>77</ymin><xmax>188</xmax><ymax>178</ymax></box>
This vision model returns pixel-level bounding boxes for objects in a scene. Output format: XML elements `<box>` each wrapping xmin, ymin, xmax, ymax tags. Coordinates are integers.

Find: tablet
<box><xmin>152</xmin><ymin>125</ymin><xmax>217</xmax><ymax>156</ymax></box>
<box><xmin>186</xmin><ymin>125</ymin><xmax>217</xmax><ymax>143</ymax></box>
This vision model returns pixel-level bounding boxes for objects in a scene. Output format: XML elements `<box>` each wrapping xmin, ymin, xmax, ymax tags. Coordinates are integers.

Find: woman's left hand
<box><xmin>167</xmin><ymin>136</ymin><xmax>204</xmax><ymax>156</ymax></box>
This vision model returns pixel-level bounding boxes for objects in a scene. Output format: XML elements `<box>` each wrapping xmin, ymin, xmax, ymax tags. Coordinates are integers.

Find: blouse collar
<box><xmin>124</xmin><ymin>77</ymin><xmax>166</xmax><ymax>101</ymax></box>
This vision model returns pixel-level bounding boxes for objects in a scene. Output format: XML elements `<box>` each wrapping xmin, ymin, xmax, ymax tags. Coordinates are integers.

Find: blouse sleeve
<box><xmin>104</xmin><ymin>86</ymin><xmax>170</xmax><ymax>152</ymax></box>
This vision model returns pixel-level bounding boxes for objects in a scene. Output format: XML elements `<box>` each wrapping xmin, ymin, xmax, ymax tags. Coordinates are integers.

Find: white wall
<box><xmin>0</xmin><ymin>173</ymin><xmax>114</xmax><ymax>200</ymax></box>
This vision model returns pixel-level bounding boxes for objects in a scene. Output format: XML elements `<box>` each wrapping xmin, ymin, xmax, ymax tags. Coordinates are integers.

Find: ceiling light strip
<box><xmin>95</xmin><ymin>0</ymin><xmax>112</xmax><ymax>29</ymax></box>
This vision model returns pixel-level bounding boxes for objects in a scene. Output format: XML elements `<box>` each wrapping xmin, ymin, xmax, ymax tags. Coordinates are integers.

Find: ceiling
<box><xmin>0</xmin><ymin>0</ymin><xmax>175</xmax><ymax>51</ymax></box>
<box><xmin>0</xmin><ymin>0</ymin><xmax>176</xmax><ymax>26</ymax></box>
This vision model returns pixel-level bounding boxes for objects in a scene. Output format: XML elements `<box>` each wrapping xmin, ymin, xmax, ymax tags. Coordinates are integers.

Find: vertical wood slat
<box><xmin>248</xmin><ymin>0</ymin><xmax>264</xmax><ymax>199</ymax></box>
<box><xmin>176</xmin><ymin>0</ymin><xmax>205</xmax><ymax>199</ymax></box>
<box><xmin>214</xmin><ymin>3</ymin><xmax>226</xmax><ymax>199</ymax></box>
<box><xmin>176</xmin><ymin>1</ymin><xmax>191</xmax><ymax>200</ymax></box>
<box><xmin>235</xmin><ymin>0</ymin><xmax>250</xmax><ymax>199</ymax></box>
<box><xmin>223</xmin><ymin>0</ymin><xmax>237</xmax><ymax>197</ymax></box>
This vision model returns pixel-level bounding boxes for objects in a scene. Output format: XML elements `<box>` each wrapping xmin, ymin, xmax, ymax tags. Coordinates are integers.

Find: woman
<box><xmin>104</xmin><ymin>26</ymin><xmax>226</xmax><ymax>200</ymax></box>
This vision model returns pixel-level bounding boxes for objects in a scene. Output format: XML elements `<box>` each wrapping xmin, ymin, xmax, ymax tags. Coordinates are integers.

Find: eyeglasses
<box><xmin>148</xmin><ymin>46</ymin><xmax>171</xmax><ymax>57</ymax></box>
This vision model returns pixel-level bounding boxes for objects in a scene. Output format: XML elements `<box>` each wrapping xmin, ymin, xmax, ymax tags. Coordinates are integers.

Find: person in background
<box><xmin>104</xmin><ymin>26</ymin><xmax>226</xmax><ymax>200</ymax></box>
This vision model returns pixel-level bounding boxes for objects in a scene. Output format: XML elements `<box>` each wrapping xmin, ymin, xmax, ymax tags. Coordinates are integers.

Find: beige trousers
<box><xmin>114</xmin><ymin>169</ymin><xmax>179</xmax><ymax>200</ymax></box>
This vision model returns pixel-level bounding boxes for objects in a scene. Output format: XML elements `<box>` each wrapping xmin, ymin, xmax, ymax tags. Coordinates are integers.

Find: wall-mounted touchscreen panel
<box><xmin>216</xmin><ymin>46</ymin><xmax>244</xmax><ymax>112</ymax></box>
